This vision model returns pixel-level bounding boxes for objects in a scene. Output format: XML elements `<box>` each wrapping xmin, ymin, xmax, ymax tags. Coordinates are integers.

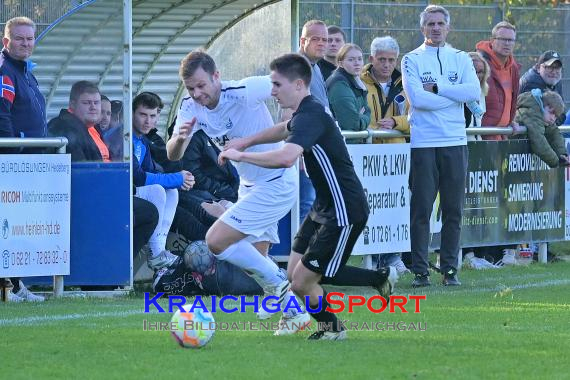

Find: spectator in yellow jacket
<box><xmin>360</xmin><ymin>36</ymin><xmax>410</xmax><ymax>144</ymax></box>
<box><xmin>360</xmin><ymin>36</ymin><xmax>411</xmax><ymax>274</ymax></box>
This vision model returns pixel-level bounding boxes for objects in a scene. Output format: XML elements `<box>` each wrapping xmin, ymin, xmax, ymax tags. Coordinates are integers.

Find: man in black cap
<box><xmin>520</xmin><ymin>50</ymin><xmax>563</xmax><ymax>99</ymax></box>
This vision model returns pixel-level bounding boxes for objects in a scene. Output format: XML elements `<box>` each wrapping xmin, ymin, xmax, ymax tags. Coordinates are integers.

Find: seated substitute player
<box><xmin>166</xmin><ymin>50</ymin><xmax>310</xmax><ymax>333</ymax></box>
<box><xmin>219</xmin><ymin>53</ymin><xmax>397</xmax><ymax>341</ymax></box>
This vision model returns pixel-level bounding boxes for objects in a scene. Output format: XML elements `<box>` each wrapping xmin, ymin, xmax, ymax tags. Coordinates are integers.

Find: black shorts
<box><xmin>292</xmin><ymin>218</ymin><xmax>366</xmax><ymax>277</ymax></box>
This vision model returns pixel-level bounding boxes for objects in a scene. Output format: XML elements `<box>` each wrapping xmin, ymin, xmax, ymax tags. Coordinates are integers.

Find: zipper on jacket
<box><xmin>371</xmin><ymin>94</ymin><xmax>379</xmax><ymax>121</ymax></box>
<box><xmin>436</xmin><ymin>46</ymin><xmax>443</xmax><ymax>75</ymax></box>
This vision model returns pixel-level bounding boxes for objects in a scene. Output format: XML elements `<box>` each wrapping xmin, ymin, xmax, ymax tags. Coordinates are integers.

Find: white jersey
<box><xmin>175</xmin><ymin>75</ymin><xmax>285</xmax><ymax>185</ymax></box>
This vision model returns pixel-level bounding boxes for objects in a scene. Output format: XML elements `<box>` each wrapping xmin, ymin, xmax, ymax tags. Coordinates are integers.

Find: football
<box><xmin>183</xmin><ymin>240</ymin><xmax>216</xmax><ymax>275</ymax></box>
<box><xmin>170</xmin><ymin>305</ymin><xmax>216</xmax><ymax>348</ymax></box>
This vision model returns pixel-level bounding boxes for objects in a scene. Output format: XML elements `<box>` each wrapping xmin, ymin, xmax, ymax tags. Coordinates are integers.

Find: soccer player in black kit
<box><xmin>219</xmin><ymin>53</ymin><xmax>397</xmax><ymax>340</ymax></box>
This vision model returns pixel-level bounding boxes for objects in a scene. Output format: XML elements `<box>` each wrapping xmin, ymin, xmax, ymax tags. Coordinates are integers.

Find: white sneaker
<box><xmin>15</xmin><ymin>282</ymin><xmax>45</xmax><ymax>302</ymax></box>
<box><xmin>148</xmin><ymin>250</ymin><xmax>178</xmax><ymax>270</ymax></box>
<box><xmin>7</xmin><ymin>291</ymin><xmax>25</xmax><ymax>303</ymax></box>
<box><xmin>391</xmin><ymin>257</ymin><xmax>411</xmax><ymax>274</ymax></box>
<box><xmin>307</xmin><ymin>330</ymin><xmax>347</xmax><ymax>341</ymax></box>
<box><xmin>274</xmin><ymin>310</ymin><xmax>311</xmax><ymax>336</ymax></box>
<box><xmin>497</xmin><ymin>249</ymin><xmax>517</xmax><ymax>266</ymax></box>
<box><xmin>463</xmin><ymin>252</ymin><xmax>476</xmax><ymax>269</ymax></box>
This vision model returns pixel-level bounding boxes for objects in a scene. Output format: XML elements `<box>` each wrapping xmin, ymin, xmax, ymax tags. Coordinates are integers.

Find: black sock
<box><xmin>308</xmin><ymin>290</ymin><xmax>342</xmax><ymax>332</ymax></box>
<box><xmin>321</xmin><ymin>265</ymin><xmax>381</xmax><ymax>287</ymax></box>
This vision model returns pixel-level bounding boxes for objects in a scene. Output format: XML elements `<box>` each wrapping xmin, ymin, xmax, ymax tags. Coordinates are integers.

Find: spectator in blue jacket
<box><xmin>132</xmin><ymin>92</ymin><xmax>195</xmax><ymax>270</ymax></box>
<box><xmin>0</xmin><ymin>17</ymin><xmax>46</xmax><ymax>302</ymax></box>
<box><xmin>0</xmin><ymin>17</ymin><xmax>46</xmax><ymax>148</ymax></box>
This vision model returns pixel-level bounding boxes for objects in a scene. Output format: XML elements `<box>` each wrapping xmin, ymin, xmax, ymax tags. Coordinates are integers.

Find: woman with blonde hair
<box><xmin>326</xmin><ymin>43</ymin><xmax>370</xmax><ymax>143</ymax></box>
<box><xmin>465</xmin><ymin>52</ymin><xmax>491</xmax><ymax>141</ymax></box>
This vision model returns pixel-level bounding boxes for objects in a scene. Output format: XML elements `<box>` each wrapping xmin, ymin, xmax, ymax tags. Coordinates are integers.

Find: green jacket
<box><xmin>515</xmin><ymin>90</ymin><xmax>567</xmax><ymax>168</ymax></box>
<box><xmin>326</xmin><ymin>67</ymin><xmax>371</xmax><ymax>144</ymax></box>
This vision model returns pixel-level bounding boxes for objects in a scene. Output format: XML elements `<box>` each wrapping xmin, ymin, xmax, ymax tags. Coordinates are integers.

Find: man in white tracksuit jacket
<box><xmin>401</xmin><ymin>5</ymin><xmax>480</xmax><ymax>287</ymax></box>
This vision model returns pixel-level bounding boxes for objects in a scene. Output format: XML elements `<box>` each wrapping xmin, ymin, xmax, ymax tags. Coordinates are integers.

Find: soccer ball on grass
<box><xmin>170</xmin><ymin>304</ymin><xmax>215</xmax><ymax>348</ymax></box>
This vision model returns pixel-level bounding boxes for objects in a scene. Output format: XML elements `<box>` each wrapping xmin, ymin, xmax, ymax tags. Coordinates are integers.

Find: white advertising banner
<box><xmin>347</xmin><ymin>143</ymin><xmax>411</xmax><ymax>255</ymax></box>
<box><xmin>0</xmin><ymin>154</ymin><xmax>71</xmax><ymax>277</ymax></box>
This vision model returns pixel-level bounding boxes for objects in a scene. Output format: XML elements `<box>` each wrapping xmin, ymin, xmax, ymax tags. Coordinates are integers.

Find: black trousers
<box><xmin>133</xmin><ymin>197</ymin><xmax>159</xmax><ymax>256</ymax></box>
<box><xmin>409</xmin><ymin>145</ymin><xmax>468</xmax><ymax>275</ymax></box>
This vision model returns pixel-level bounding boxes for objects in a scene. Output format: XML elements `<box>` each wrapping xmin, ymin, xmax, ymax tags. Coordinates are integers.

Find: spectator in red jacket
<box><xmin>476</xmin><ymin>21</ymin><xmax>523</xmax><ymax>140</ymax></box>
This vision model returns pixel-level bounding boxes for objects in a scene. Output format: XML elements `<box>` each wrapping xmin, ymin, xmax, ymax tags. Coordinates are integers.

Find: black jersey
<box><xmin>286</xmin><ymin>95</ymin><xmax>369</xmax><ymax>226</ymax></box>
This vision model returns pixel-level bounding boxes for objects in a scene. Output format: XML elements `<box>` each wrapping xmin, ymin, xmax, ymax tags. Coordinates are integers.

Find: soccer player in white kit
<box><xmin>166</xmin><ymin>50</ymin><xmax>310</xmax><ymax>334</ymax></box>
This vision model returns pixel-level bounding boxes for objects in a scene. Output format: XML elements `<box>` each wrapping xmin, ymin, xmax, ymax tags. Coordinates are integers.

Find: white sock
<box><xmin>216</xmin><ymin>240</ymin><xmax>283</xmax><ymax>287</ymax></box>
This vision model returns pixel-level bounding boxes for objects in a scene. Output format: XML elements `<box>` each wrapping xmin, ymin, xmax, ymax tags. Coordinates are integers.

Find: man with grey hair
<box><xmin>402</xmin><ymin>5</ymin><xmax>480</xmax><ymax>287</ymax></box>
<box><xmin>360</xmin><ymin>35</ymin><xmax>411</xmax><ymax>274</ymax></box>
<box><xmin>361</xmin><ymin>36</ymin><xmax>409</xmax><ymax>144</ymax></box>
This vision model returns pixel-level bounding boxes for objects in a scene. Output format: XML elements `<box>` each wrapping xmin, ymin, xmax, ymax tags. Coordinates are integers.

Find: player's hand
<box><xmin>378</xmin><ymin>118</ymin><xmax>396</xmax><ymax>129</ymax></box>
<box><xmin>224</xmin><ymin>137</ymin><xmax>249</xmax><ymax>152</ymax></box>
<box><xmin>177</xmin><ymin>117</ymin><xmax>196</xmax><ymax>142</ymax></box>
<box><xmin>218</xmin><ymin>149</ymin><xmax>241</xmax><ymax>166</ymax></box>
<box><xmin>180</xmin><ymin>170</ymin><xmax>195</xmax><ymax>190</ymax></box>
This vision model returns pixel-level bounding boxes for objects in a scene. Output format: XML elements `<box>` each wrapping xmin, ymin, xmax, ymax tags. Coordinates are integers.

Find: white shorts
<box><xmin>220</xmin><ymin>167</ymin><xmax>297</xmax><ymax>244</ymax></box>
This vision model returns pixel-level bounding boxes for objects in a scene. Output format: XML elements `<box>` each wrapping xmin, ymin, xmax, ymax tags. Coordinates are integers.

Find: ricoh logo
<box><xmin>1</xmin><ymin>191</ymin><xmax>21</xmax><ymax>203</ymax></box>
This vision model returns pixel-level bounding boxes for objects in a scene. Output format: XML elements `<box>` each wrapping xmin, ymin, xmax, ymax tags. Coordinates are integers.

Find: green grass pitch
<box><xmin>2</xmin><ymin>262</ymin><xmax>569</xmax><ymax>379</ymax></box>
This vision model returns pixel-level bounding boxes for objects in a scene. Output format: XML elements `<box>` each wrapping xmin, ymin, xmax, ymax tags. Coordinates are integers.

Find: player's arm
<box><xmin>436</xmin><ymin>54</ymin><xmax>480</xmax><ymax>103</ymax></box>
<box><xmin>166</xmin><ymin>117</ymin><xmax>196</xmax><ymax>161</ymax></box>
<box><xmin>401</xmin><ymin>55</ymin><xmax>455</xmax><ymax>110</ymax></box>
<box><xmin>224</xmin><ymin>121</ymin><xmax>290</xmax><ymax>151</ymax></box>
<box><xmin>219</xmin><ymin>142</ymin><xmax>303</xmax><ymax>168</ymax></box>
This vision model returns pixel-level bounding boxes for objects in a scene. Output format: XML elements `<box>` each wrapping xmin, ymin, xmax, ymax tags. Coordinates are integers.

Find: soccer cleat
<box><xmin>307</xmin><ymin>330</ymin><xmax>347</xmax><ymax>341</ymax></box>
<box><xmin>274</xmin><ymin>311</ymin><xmax>312</xmax><ymax>336</ymax></box>
<box><xmin>375</xmin><ymin>266</ymin><xmax>398</xmax><ymax>301</ymax></box>
<box><xmin>148</xmin><ymin>250</ymin><xmax>178</xmax><ymax>270</ymax></box>
<box><xmin>411</xmin><ymin>273</ymin><xmax>431</xmax><ymax>288</ymax></box>
<box><xmin>14</xmin><ymin>282</ymin><xmax>45</xmax><ymax>302</ymax></box>
<box><xmin>266</xmin><ymin>278</ymin><xmax>291</xmax><ymax>305</ymax></box>
<box><xmin>256</xmin><ymin>291</ymin><xmax>275</xmax><ymax>320</ymax></box>
<box><xmin>257</xmin><ymin>278</ymin><xmax>291</xmax><ymax>319</ymax></box>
